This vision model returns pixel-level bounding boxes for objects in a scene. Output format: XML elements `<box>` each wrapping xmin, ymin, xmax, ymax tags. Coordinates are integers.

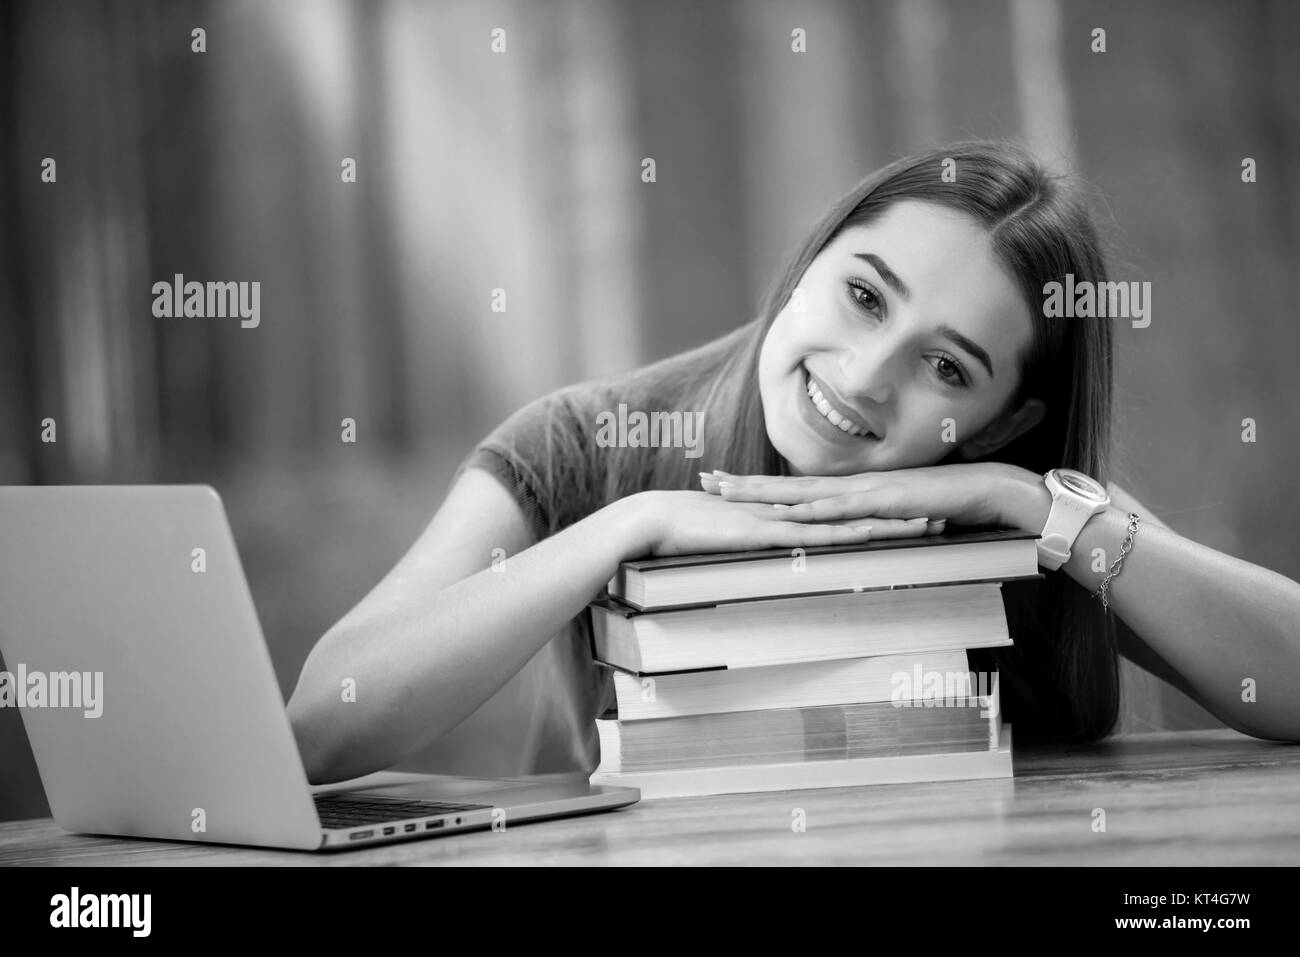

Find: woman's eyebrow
<box><xmin>852</xmin><ymin>251</ymin><xmax>995</xmax><ymax>379</ymax></box>
<box><xmin>937</xmin><ymin>324</ymin><xmax>995</xmax><ymax>379</ymax></box>
<box><xmin>853</xmin><ymin>252</ymin><xmax>910</xmax><ymax>300</ymax></box>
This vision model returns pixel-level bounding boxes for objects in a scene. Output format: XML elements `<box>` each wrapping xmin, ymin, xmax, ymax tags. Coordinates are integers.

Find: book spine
<box><xmin>590</xmin><ymin>726</ymin><xmax>1013</xmax><ymax>799</ymax></box>
<box><xmin>609</xmin><ymin>650</ymin><xmax>973</xmax><ymax>720</ymax></box>
<box><xmin>628</xmin><ymin>584</ymin><xmax>1009</xmax><ymax>672</ymax></box>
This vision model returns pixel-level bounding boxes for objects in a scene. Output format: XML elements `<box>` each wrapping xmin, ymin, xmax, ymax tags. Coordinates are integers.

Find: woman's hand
<box><xmin>697</xmin><ymin>462</ymin><xmax>1046</xmax><ymax>533</ymax></box>
<box><xmin>620</xmin><ymin>489</ymin><xmax>943</xmax><ymax>559</ymax></box>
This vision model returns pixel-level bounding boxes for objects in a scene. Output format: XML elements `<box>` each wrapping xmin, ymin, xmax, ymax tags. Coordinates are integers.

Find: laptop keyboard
<box><xmin>314</xmin><ymin>793</ymin><xmax>491</xmax><ymax>830</ymax></box>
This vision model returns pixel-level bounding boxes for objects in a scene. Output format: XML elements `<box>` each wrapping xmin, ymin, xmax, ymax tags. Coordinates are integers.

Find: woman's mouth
<box><xmin>800</xmin><ymin>365</ymin><xmax>879</xmax><ymax>441</ymax></box>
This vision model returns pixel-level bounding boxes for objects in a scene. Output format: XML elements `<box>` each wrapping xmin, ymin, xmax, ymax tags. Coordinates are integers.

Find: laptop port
<box><xmin>404</xmin><ymin>823</ymin><xmax>417</xmax><ymax>833</ymax></box>
<box><xmin>425</xmin><ymin>820</ymin><xmax>445</xmax><ymax>830</ymax></box>
<box><xmin>350</xmin><ymin>830</ymin><xmax>374</xmax><ymax>841</ymax></box>
<box><xmin>383</xmin><ymin>826</ymin><xmax>395</xmax><ymax>836</ymax></box>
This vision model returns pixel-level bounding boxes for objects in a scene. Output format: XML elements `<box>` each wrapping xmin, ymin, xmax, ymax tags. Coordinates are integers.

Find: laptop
<box><xmin>0</xmin><ymin>485</ymin><xmax>639</xmax><ymax>850</ymax></box>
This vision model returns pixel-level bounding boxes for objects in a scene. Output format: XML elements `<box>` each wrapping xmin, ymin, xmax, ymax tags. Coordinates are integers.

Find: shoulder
<box><xmin>491</xmin><ymin>337</ymin><xmax>721</xmax><ymax>447</ymax></box>
<box><xmin>475</xmin><ymin>380</ymin><xmax>610</xmax><ymax>454</ymax></box>
<box><xmin>453</xmin><ymin>387</ymin><xmax>604</xmax><ymax>542</ymax></box>
<box><xmin>462</xmin><ymin>324</ymin><xmax>753</xmax><ymax>517</ymax></box>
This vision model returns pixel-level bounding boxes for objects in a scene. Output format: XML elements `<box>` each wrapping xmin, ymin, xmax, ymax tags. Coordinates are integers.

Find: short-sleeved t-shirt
<box><xmin>386</xmin><ymin>382</ymin><xmax>621</xmax><ymax>779</ymax></box>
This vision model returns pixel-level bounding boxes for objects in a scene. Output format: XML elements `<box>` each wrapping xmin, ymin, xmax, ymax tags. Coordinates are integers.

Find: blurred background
<box><xmin>2</xmin><ymin>0</ymin><xmax>1298</xmax><ymax>821</ymax></box>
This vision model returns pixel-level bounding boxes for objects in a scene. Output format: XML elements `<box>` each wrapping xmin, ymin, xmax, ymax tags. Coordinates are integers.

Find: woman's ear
<box><xmin>957</xmin><ymin>398</ymin><xmax>1046</xmax><ymax>460</ymax></box>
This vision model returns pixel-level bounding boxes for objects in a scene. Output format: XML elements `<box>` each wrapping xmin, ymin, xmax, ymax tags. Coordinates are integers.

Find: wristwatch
<box><xmin>1036</xmin><ymin>468</ymin><xmax>1111</xmax><ymax>571</ymax></box>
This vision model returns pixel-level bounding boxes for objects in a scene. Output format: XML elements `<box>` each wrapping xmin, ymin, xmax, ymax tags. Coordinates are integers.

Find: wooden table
<box><xmin>2</xmin><ymin>729</ymin><xmax>1297</xmax><ymax>866</ymax></box>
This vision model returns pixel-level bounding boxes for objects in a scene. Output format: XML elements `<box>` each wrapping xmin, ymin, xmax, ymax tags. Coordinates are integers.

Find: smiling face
<box><xmin>757</xmin><ymin>199</ymin><xmax>1044</xmax><ymax>475</ymax></box>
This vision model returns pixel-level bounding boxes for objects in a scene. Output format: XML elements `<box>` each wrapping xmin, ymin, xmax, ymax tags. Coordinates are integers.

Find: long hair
<box><xmin>503</xmin><ymin>140</ymin><xmax>1120</xmax><ymax>744</ymax></box>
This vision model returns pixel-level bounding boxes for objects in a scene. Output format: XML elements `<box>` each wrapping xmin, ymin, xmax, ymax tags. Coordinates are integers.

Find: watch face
<box><xmin>1056</xmin><ymin>468</ymin><xmax>1107</xmax><ymax>502</ymax></box>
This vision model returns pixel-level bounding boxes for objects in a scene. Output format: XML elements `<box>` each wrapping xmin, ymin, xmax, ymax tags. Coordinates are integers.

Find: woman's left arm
<box><xmin>708</xmin><ymin>464</ymin><xmax>1300</xmax><ymax>742</ymax></box>
<box><xmin>1001</xmin><ymin>471</ymin><xmax>1300</xmax><ymax>743</ymax></box>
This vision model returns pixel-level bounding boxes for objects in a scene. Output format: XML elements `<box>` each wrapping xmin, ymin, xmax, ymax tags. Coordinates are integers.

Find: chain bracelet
<box><xmin>1094</xmin><ymin>512</ymin><xmax>1140</xmax><ymax>612</ymax></box>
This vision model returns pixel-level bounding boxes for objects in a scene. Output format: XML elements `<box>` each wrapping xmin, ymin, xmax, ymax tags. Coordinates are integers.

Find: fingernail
<box><xmin>698</xmin><ymin>472</ymin><xmax>716</xmax><ymax>482</ymax></box>
<box><xmin>718</xmin><ymin>481</ymin><xmax>732</xmax><ymax>490</ymax></box>
<box><xmin>854</xmin><ymin>525</ymin><xmax>873</xmax><ymax>533</ymax></box>
<box><xmin>907</xmin><ymin>517</ymin><xmax>929</xmax><ymax>525</ymax></box>
<box><xmin>772</xmin><ymin>503</ymin><xmax>787</xmax><ymax>509</ymax></box>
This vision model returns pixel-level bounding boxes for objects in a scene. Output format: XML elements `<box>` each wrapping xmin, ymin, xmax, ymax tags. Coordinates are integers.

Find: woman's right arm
<box><xmin>287</xmin><ymin>467</ymin><xmax>915</xmax><ymax>784</ymax></box>
<box><xmin>288</xmin><ymin>465</ymin><xmax>643</xmax><ymax>783</ymax></box>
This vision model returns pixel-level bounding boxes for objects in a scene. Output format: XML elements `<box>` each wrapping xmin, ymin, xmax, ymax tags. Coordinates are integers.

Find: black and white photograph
<box><xmin>0</xmin><ymin>0</ymin><xmax>1296</xmax><ymax>917</ymax></box>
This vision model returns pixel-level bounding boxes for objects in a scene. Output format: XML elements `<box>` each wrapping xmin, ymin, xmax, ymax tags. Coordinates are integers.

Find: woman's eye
<box><xmin>930</xmin><ymin>354</ymin><xmax>969</xmax><ymax>388</ymax></box>
<box><xmin>845</xmin><ymin>279</ymin><xmax>883</xmax><ymax>316</ymax></box>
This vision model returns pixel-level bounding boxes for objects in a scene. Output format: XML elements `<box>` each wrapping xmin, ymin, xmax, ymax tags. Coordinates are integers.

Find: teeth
<box><xmin>804</xmin><ymin>370</ymin><xmax>870</xmax><ymax>437</ymax></box>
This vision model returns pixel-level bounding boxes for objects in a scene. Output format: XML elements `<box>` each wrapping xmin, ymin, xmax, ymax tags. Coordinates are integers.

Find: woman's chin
<box><xmin>775</xmin><ymin>437</ymin><xmax>865</xmax><ymax>477</ymax></box>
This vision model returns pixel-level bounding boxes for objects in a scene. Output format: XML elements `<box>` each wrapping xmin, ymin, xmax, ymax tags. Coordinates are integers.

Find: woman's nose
<box><xmin>838</xmin><ymin>345</ymin><xmax>896</xmax><ymax>405</ymax></box>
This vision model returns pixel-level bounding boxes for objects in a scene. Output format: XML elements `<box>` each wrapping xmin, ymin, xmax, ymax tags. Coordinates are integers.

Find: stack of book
<box><xmin>586</xmin><ymin>528</ymin><xmax>1041</xmax><ymax>799</ymax></box>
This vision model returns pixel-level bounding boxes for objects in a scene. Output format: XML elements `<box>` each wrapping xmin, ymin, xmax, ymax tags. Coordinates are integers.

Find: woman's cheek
<box><xmin>891</xmin><ymin>422</ymin><xmax>945</xmax><ymax>469</ymax></box>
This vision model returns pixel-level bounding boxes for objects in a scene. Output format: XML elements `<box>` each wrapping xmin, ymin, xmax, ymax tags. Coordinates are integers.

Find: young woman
<box><xmin>287</xmin><ymin>141</ymin><xmax>1300</xmax><ymax>785</ymax></box>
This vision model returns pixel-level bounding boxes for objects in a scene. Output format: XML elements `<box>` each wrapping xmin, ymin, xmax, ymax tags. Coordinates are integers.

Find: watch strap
<box><xmin>1038</xmin><ymin>471</ymin><xmax>1108</xmax><ymax>570</ymax></box>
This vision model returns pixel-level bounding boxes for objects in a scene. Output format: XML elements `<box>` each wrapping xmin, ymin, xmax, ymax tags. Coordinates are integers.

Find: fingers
<box><xmin>761</xmin><ymin>521</ymin><xmax>876</xmax><ymax>548</ymax></box>
<box><xmin>717</xmin><ymin>497</ymin><xmax>937</xmax><ymax>530</ymax></box>
<box><xmin>823</xmin><ymin>516</ymin><xmax>931</xmax><ymax>539</ymax></box>
<box><xmin>698</xmin><ymin>471</ymin><xmax>725</xmax><ymax>494</ymax></box>
<box><xmin>765</xmin><ymin>508</ymin><xmax>947</xmax><ymax>540</ymax></box>
<box><xmin>720</xmin><ymin>480</ymin><xmax>818</xmax><ymax>504</ymax></box>
<box><xmin>776</xmin><ymin>492</ymin><xmax>883</xmax><ymax>522</ymax></box>
<box><xmin>699</xmin><ymin>473</ymin><xmax>948</xmax><ymax>539</ymax></box>
<box><xmin>835</xmin><ymin>516</ymin><xmax>945</xmax><ymax>537</ymax></box>
<box><xmin>698</xmin><ymin>471</ymin><xmax>841</xmax><ymax>504</ymax></box>
<box><xmin>760</xmin><ymin>492</ymin><xmax>944</xmax><ymax>536</ymax></box>
<box><xmin>756</xmin><ymin>514</ymin><xmax>945</xmax><ymax>547</ymax></box>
